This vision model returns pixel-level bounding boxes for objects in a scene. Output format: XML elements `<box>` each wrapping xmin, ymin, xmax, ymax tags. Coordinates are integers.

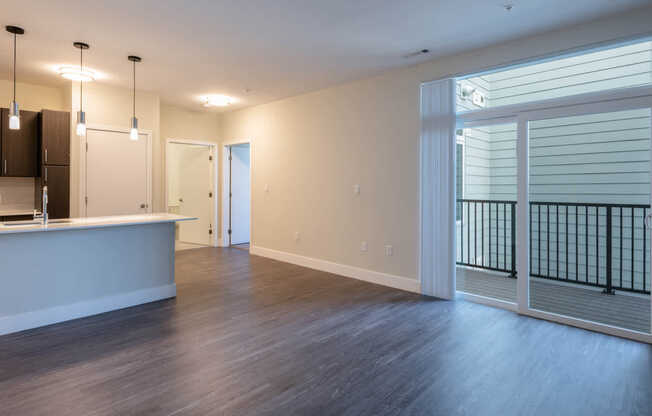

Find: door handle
<box><xmin>45</xmin><ymin>148</ymin><xmax>48</xmax><ymax>163</ymax></box>
<box><xmin>178</xmin><ymin>198</ymin><xmax>184</xmax><ymax>203</ymax></box>
<box><xmin>44</xmin><ymin>167</ymin><xmax>48</xmax><ymax>183</ymax></box>
<box><xmin>645</xmin><ymin>213</ymin><xmax>652</xmax><ymax>229</ymax></box>
<box><xmin>3</xmin><ymin>160</ymin><xmax>6</xmax><ymax>175</ymax></box>
<box><xmin>140</xmin><ymin>203</ymin><xmax>147</xmax><ymax>209</ymax></box>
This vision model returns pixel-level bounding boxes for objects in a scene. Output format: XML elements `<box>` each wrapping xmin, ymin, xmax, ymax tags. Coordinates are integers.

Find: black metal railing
<box><xmin>457</xmin><ymin>199</ymin><xmax>517</xmax><ymax>278</ymax></box>
<box><xmin>457</xmin><ymin>199</ymin><xmax>651</xmax><ymax>295</ymax></box>
<box><xmin>530</xmin><ymin>202</ymin><xmax>650</xmax><ymax>295</ymax></box>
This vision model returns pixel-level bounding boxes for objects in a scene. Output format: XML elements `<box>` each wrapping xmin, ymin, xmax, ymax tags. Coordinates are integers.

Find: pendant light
<box><xmin>74</xmin><ymin>42</ymin><xmax>90</xmax><ymax>136</ymax></box>
<box><xmin>128</xmin><ymin>55</ymin><xmax>141</xmax><ymax>141</ymax></box>
<box><xmin>6</xmin><ymin>26</ymin><xmax>24</xmax><ymax>130</ymax></box>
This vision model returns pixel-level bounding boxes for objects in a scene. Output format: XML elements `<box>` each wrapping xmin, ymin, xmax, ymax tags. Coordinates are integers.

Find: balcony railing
<box><xmin>456</xmin><ymin>199</ymin><xmax>651</xmax><ymax>295</ymax></box>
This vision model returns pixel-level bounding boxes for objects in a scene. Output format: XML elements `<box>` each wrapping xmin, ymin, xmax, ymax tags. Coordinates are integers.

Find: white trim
<box><xmin>79</xmin><ymin>124</ymin><xmax>153</xmax><ymax>218</ymax></box>
<box><xmin>222</xmin><ymin>140</ymin><xmax>253</xmax><ymax>248</ymax></box>
<box><xmin>456</xmin><ymin>291</ymin><xmax>518</xmax><ymax>312</ymax></box>
<box><xmin>164</xmin><ymin>138</ymin><xmax>219</xmax><ymax>247</ymax></box>
<box><xmin>0</xmin><ymin>284</ymin><xmax>176</xmax><ymax>336</ymax></box>
<box><xmin>522</xmin><ymin>308</ymin><xmax>652</xmax><ymax>344</ymax></box>
<box><xmin>250</xmin><ymin>245</ymin><xmax>420</xmax><ymax>294</ymax></box>
<box><xmin>458</xmin><ymin>85</ymin><xmax>652</xmax><ymax>122</ymax></box>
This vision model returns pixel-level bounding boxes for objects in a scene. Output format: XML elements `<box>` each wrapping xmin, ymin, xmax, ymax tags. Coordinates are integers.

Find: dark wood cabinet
<box><xmin>1</xmin><ymin>214</ymin><xmax>34</xmax><ymax>222</ymax></box>
<box><xmin>40</xmin><ymin>165</ymin><xmax>70</xmax><ymax>219</ymax></box>
<box><xmin>1</xmin><ymin>109</ymin><xmax>39</xmax><ymax>177</ymax></box>
<box><xmin>40</xmin><ymin>109</ymin><xmax>70</xmax><ymax>166</ymax></box>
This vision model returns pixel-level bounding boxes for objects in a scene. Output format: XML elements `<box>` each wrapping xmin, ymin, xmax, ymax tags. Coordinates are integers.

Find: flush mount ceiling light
<box><xmin>128</xmin><ymin>55</ymin><xmax>142</xmax><ymax>141</ymax></box>
<box><xmin>74</xmin><ymin>42</ymin><xmax>90</xmax><ymax>136</ymax></box>
<box><xmin>58</xmin><ymin>66</ymin><xmax>95</xmax><ymax>82</ymax></box>
<box><xmin>201</xmin><ymin>95</ymin><xmax>234</xmax><ymax>107</ymax></box>
<box><xmin>6</xmin><ymin>25</ymin><xmax>24</xmax><ymax>131</ymax></box>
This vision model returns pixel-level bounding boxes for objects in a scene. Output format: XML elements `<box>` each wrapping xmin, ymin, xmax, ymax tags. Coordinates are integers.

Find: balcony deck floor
<box><xmin>457</xmin><ymin>267</ymin><xmax>651</xmax><ymax>333</ymax></box>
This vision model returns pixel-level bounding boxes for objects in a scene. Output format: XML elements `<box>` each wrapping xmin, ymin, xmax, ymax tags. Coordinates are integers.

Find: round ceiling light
<box><xmin>202</xmin><ymin>95</ymin><xmax>234</xmax><ymax>107</ymax></box>
<box><xmin>58</xmin><ymin>66</ymin><xmax>95</xmax><ymax>82</ymax></box>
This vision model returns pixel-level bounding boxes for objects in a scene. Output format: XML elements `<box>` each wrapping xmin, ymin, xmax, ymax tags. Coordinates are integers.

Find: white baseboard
<box><xmin>0</xmin><ymin>284</ymin><xmax>176</xmax><ymax>336</ymax></box>
<box><xmin>250</xmin><ymin>245</ymin><xmax>420</xmax><ymax>294</ymax></box>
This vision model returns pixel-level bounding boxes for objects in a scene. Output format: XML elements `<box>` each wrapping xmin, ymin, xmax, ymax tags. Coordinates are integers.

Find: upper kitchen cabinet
<box><xmin>1</xmin><ymin>108</ymin><xmax>39</xmax><ymax>177</ymax></box>
<box><xmin>40</xmin><ymin>109</ymin><xmax>70</xmax><ymax>166</ymax></box>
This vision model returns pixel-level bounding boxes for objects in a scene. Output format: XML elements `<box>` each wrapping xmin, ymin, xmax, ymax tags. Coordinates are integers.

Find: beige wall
<box><xmin>160</xmin><ymin>104</ymin><xmax>220</xmax><ymax>144</ymax></box>
<box><xmin>219</xmin><ymin>7</ymin><xmax>652</xmax><ymax>282</ymax></box>
<box><xmin>0</xmin><ymin>80</ymin><xmax>66</xmax><ymax>112</ymax></box>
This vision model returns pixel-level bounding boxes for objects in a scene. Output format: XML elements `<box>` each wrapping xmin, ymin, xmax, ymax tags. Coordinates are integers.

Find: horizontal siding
<box><xmin>458</xmin><ymin>41</ymin><xmax>652</xmax><ymax>109</ymax></box>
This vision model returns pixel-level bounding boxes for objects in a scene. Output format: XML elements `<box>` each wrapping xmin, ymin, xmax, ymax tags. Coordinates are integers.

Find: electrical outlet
<box><xmin>264</xmin><ymin>184</ymin><xmax>270</xmax><ymax>193</ymax></box>
<box><xmin>353</xmin><ymin>184</ymin><xmax>360</xmax><ymax>195</ymax></box>
<box><xmin>385</xmin><ymin>245</ymin><xmax>393</xmax><ymax>256</ymax></box>
<box><xmin>294</xmin><ymin>231</ymin><xmax>300</xmax><ymax>242</ymax></box>
<box><xmin>360</xmin><ymin>241</ymin><xmax>368</xmax><ymax>252</ymax></box>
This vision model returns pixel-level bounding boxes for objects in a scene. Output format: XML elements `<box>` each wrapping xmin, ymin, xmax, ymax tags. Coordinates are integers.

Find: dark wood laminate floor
<box><xmin>1</xmin><ymin>248</ymin><xmax>651</xmax><ymax>416</ymax></box>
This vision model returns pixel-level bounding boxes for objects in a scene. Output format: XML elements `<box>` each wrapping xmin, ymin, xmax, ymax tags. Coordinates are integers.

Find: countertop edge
<box><xmin>0</xmin><ymin>214</ymin><xmax>196</xmax><ymax>235</ymax></box>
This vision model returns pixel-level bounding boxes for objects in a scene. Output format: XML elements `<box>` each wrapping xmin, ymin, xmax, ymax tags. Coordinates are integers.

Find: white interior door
<box><xmin>85</xmin><ymin>129</ymin><xmax>149</xmax><ymax>217</ymax></box>
<box><xmin>172</xmin><ymin>143</ymin><xmax>211</xmax><ymax>245</ymax></box>
<box><xmin>230</xmin><ymin>144</ymin><xmax>250</xmax><ymax>245</ymax></box>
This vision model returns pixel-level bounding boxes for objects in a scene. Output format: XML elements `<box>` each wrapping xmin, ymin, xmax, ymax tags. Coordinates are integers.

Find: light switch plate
<box><xmin>360</xmin><ymin>241</ymin><xmax>368</xmax><ymax>252</ymax></box>
<box><xmin>385</xmin><ymin>245</ymin><xmax>393</xmax><ymax>256</ymax></box>
<box><xmin>353</xmin><ymin>184</ymin><xmax>360</xmax><ymax>195</ymax></box>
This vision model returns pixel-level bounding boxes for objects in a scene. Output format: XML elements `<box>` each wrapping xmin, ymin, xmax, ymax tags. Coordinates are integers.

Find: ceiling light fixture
<box><xmin>6</xmin><ymin>25</ymin><xmax>24</xmax><ymax>131</ymax></box>
<box><xmin>202</xmin><ymin>95</ymin><xmax>234</xmax><ymax>107</ymax></box>
<box><xmin>58</xmin><ymin>66</ymin><xmax>95</xmax><ymax>82</ymax></box>
<box><xmin>74</xmin><ymin>42</ymin><xmax>90</xmax><ymax>136</ymax></box>
<box><xmin>128</xmin><ymin>55</ymin><xmax>142</xmax><ymax>141</ymax></box>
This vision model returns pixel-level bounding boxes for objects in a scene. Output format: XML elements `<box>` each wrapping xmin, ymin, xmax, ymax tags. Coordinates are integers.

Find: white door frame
<box><xmin>164</xmin><ymin>138</ymin><xmax>219</xmax><ymax>247</ymax></box>
<box><xmin>79</xmin><ymin>124</ymin><xmax>153</xmax><ymax>218</ymax></box>
<box><xmin>222</xmin><ymin>139</ymin><xmax>253</xmax><ymax>248</ymax></box>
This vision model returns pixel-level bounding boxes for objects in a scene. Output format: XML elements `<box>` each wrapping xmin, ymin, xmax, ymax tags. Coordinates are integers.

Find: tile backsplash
<box><xmin>0</xmin><ymin>177</ymin><xmax>36</xmax><ymax>211</ymax></box>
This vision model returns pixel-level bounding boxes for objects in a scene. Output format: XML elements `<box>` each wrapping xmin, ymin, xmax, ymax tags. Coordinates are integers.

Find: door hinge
<box><xmin>228</xmin><ymin>155</ymin><xmax>232</xmax><ymax>161</ymax></box>
<box><xmin>209</xmin><ymin>155</ymin><xmax>213</xmax><ymax>161</ymax></box>
<box><xmin>229</xmin><ymin>192</ymin><xmax>232</xmax><ymax>198</ymax></box>
<box><xmin>227</xmin><ymin>229</ymin><xmax>232</xmax><ymax>235</ymax></box>
<box><xmin>209</xmin><ymin>192</ymin><xmax>213</xmax><ymax>198</ymax></box>
<box><xmin>85</xmin><ymin>196</ymin><xmax>88</xmax><ymax>205</ymax></box>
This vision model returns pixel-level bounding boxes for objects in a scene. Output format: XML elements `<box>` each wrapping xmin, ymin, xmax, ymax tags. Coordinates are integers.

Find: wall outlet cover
<box><xmin>360</xmin><ymin>241</ymin><xmax>368</xmax><ymax>252</ymax></box>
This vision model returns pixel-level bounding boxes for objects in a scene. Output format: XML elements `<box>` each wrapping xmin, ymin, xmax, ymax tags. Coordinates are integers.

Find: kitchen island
<box><xmin>0</xmin><ymin>213</ymin><xmax>195</xmax><ymax>335</ymax></box>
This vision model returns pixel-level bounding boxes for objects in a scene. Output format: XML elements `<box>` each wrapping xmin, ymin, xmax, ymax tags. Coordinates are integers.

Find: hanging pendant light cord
<box><xmin>132</xmin><ymin>60</ymin><xmax>136</xmax><ymax>118</ymax></box>
<box><xmin>12</xmin><ymin>32</ymin><xmax>16</xmax><ymax>101</ymax></box>
<box><xmin>80</xmin><ymin>47</ymin><xmax>83</xmax><ymax>111</ymax></box>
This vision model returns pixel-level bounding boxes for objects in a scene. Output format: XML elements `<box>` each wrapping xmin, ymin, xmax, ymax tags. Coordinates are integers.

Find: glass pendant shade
<box><xmin>76</xmin><ymin>111</ymin><xmax>86</xmax><ymax>136</ymax></box>
<box><xmin>130</xmin><ymin>117</ymin><xmax>139</xmax><ymax>141</ymax></box>
<box><xmin>8</xmin><ymin>101</ymin><xmax>20</xmax><ymax>130</ymax></box>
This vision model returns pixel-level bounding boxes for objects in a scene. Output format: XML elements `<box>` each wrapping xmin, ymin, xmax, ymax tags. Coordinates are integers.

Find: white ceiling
<box><xmin>2</xmin><ymin>0</ymin><xmax>650</xmax><ymax>112</ymax></box>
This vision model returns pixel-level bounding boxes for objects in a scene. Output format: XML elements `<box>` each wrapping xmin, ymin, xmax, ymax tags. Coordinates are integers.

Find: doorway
<box><xmin>82</xmin><ymin>128</ymin><xmax>152</xmax><ymax>217</ymax></box>
<box><xmin>166</xmin><ymin>140</ymin><xmax>217</xmax><ymax>248</ymax></box>
<box><xmin>223</xmin><ymin>143</ymin><xmax>251</xmax><ymax>249</ymax></box>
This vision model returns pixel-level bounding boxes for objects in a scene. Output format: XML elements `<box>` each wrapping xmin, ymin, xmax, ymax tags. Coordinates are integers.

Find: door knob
<box><xmin>179</xmin><ymin>198</ymin><xmax>184</xmax><ymax>203</ymax></box>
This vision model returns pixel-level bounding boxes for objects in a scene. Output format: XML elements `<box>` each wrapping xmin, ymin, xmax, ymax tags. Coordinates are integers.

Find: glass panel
<box><xmin>457</xmin><ymin>40</ymin><xmax>652</xmax><ymax>111</ymax></box>
<box><xmin>528</xmin><ymin>108</ymin><xmax>651</xmax><ymax>333</ymax></box>
<box><xmin>456</xmin><ymin>122</ymin><xmax>517</xmax><ymax>303</ymax></box>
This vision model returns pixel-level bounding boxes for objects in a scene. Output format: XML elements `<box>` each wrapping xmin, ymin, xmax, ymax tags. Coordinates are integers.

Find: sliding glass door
<box><xmin>521</xmin><ymin>102</ymin><xmax>652</xmax><ymax>337</ymax></box>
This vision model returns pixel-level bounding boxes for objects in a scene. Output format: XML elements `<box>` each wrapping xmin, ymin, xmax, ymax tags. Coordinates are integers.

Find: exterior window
<box><xmin>457</xmin><ymin>40</ymin><xmax>652</xmax><ymax>111</ymax></box>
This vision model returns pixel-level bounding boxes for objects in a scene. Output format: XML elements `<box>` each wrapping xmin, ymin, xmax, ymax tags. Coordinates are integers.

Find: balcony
<box><xmin>456</xmin><ymin>199</ymin><xmax>651</xmax><ymax>333</ymax></box>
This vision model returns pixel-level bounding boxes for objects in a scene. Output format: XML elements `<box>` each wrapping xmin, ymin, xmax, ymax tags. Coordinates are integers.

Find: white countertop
<box><xmin>0</xmin><ymin>213</ymin><xmax>196</xmax><ymax>235</ymax></box>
